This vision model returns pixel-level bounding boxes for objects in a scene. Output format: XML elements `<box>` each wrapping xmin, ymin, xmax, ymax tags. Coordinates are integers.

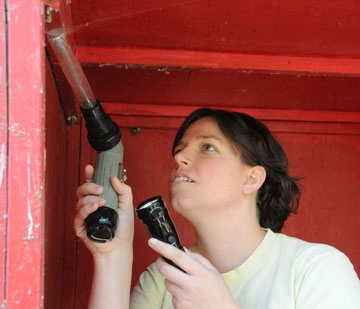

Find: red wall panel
<box><xmin>281</xmin><ymin>133</ymin><xmax>360</xmax><ymax>269</ymax></box>
<box><xmin>71</xmin><ymin>0</ymin><xmax>360</xmax><ymax>58</ymax></box>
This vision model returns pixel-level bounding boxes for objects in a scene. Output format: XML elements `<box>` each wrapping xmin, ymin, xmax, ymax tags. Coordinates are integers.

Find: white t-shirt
<box><xmin>130</xmin><ymin>229</ymin><xmax>360</xmax><ymax>308</ymax></box>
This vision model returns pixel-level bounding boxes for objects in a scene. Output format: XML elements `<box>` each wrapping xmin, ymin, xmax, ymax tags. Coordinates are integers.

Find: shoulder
<box><xmin>263</xmin><ymin>231</ymin><xmax>354</xmax><ymax>277</ymax></box>
<box><xmin>274</xmin><ymin>232</ymin><xmax>356</xmax><ymax>278</ymax></box>
<box><xmin>274</xmin><ymin>231</ymin><xmax>343</xmax><ymax>259</ymax></box>
<box><xmin>274</xmin><ymin>232</ymin><xmax>360</xmax><ymax>307</ymax></box>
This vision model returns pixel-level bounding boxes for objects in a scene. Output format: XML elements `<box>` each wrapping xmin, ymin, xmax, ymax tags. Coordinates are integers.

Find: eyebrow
<box><xmin>196</xmin><ymin>135</ymin><xmax>223</xmax><ymax>142</ymax></box>
<box><xmin>173</xmin><ymin>134</ymin><xmax>232</xmax><ymax>155</ymax></box>
<box><xmin>176</xmin><ymin>135</ymin><xmax>224</xmax><ymax>147</ymax></box>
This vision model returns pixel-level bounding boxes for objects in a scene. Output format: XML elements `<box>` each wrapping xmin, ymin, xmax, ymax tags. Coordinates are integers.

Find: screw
<box><xmin>131</xmin><ymin>127</ymin><xmax>142</xmax><ymax>136</ymax></box>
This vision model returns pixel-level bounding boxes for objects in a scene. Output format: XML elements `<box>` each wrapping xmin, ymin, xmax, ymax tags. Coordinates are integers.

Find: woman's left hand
<box><xmin>148</xmin><ymin>238</ymin><xmax>240</xmax><ymax>309</ymax></box>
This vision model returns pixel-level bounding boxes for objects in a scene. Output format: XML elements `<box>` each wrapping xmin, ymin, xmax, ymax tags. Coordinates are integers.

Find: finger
<box><xmin>77</xmin><ymin>197</ymin><xmax>105</xmax><ymax>218</ymax></box>
<box><xmin>74</xmin><ymin>201</ymin><xmax>99</xmax><ymax>238</ymax></box>
<box><xmin>148</xmin><ymin>238</ymin><xmax>195</xmax><ymax>274</ymax></box>
<box><xmin>84</xmin><ymin>164</ymin><xmax>94</xmax><ymax>182</ymax></box>
<box><xmin>110</xmin><ymin>176</ymin><xmax>133</xmax><ymax>211</ymax></box>
<box><xmin>74</xmin><ymin>215</ymin><xmax>87</xmax><ymax>239</ymax></box>
<box><xmin>76</xmin><ymin>195</ymin><xmax>106</xmax><ymax>212</ymax></box>
<box><xmin>164</xmin><ymin>277</ymin><xmax>183</xmax><ymax>298</ymax></box>
<box><xmin>76</xmin><ymin>182</ymin><xmax>103</xmax><ymax>199</ymax></box>
<box><xmin>155</xmin><ymin>256</ymin><xmax>188</xmax><ymax>284</ymax></box>
<box><xmin>184</xmin><ymin>250</ymin><xmax>218</xmax><ymax>272</ymax></box>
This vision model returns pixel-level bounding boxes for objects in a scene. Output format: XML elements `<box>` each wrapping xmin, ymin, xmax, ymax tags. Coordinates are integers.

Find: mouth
<box><xmin>173</xmin><ymin>176</ymin><xmax>194</xmax><ymax>183</ymax></box>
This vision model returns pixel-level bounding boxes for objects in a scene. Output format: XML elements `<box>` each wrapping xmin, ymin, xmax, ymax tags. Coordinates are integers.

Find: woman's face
<box><xmin>168</xmin><ymin>117</ymin><xmax>251</xmax><ymax>217</ymax></box>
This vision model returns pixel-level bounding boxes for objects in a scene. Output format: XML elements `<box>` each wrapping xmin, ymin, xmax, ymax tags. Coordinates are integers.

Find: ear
<box><xmin>243</xmin><ymin>166</ymin><xmax>266</xmax><ymax>195</ymax></box>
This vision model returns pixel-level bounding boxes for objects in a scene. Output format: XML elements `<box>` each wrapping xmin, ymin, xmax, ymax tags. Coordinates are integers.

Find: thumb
<box><xmin>110</xmin><ymin>176</ymin><xmax>133</xmax><ymax>212</ymax></box>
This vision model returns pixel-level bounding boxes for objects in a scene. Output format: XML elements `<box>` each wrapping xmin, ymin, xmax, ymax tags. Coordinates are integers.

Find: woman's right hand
<box><xmin>74</xmin><ymin>164</ymin><xmax>134</xmax><ymax>256</ymax></box>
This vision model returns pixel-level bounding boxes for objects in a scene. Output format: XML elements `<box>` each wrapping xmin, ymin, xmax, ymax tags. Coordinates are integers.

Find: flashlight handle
<box><xmin>136</xmin><ymin>196</ymin><xmax>185</xmax><ymax>271</ymax></box>
<box><xmin>150</xmin><ymin>215</ymin><xmax>185</xmax><ymax>272</ymax></box>
<box><xmin>85</xmin><ymin>141</ymin><xmax>126</xmax><ymax>242</ymax></box>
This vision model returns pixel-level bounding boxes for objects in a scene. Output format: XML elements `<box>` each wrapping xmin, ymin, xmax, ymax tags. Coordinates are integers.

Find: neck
<box><xmin>189</xmin><ymin>205</ymin><xmax>266</xmax><ymax>273</ymax></box>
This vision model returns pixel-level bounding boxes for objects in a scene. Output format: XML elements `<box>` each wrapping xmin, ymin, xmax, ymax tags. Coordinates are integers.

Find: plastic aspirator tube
<box><xmin>47</xmin><ymin>28</ymin><xmax>96</xmax><ymax>110</ymax></box>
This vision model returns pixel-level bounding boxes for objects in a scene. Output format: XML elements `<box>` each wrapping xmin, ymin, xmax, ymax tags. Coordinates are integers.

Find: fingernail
<box><xmin>148</xmin><ymin>238</ymin><xmax>158</xmax><ymax>247</ymax></box>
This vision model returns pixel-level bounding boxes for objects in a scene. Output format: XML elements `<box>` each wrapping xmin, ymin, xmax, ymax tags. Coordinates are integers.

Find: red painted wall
<box><xmin>44</xmin><ymin>56</ymin><xmax>83</xmax><ymax>309</ymax></box>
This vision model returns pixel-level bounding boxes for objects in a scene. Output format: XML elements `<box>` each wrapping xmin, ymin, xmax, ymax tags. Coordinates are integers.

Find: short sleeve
<box><xmin>294</xmin><ymin>246</ymin><xmax>360</xmax><ymax>308</ymax></box>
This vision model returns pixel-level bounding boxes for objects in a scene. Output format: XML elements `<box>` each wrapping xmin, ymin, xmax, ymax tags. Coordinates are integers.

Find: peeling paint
<box><xmin>8</xmin><ymin>122</ymin><xmax>42</xmax><ymax>149</ymax></box>
<box><xmin>26</xmin><ymin>153</ymin><xmax>34</xmax><ymax>240</ymax></box>
<box><xmin>0</xmin><ymin>144</ymin><xmax>5</xmax><ymax>187</ymax></box>
<box><xmin>8</xmin><ymin>122</ymin><xmax>24</xmax><ymax>138</ymax></box>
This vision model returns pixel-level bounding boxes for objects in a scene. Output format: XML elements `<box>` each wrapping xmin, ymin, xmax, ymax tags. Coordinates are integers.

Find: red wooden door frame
<box><xmin>0</xmin><ymin>0</ymin><xmax>7</xmax><ymax>304</ymax></box>
<box><xmin>0</xmin><ymin>0</ymin><xmax>45</xmax><ymax>307</ymax></box>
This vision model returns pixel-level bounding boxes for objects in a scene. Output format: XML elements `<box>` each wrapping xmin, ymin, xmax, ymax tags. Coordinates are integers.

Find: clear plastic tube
<box><xmin>47</xmin><ymin>28</ymin><xmax>96</xmax><ymax>109</ymax></box>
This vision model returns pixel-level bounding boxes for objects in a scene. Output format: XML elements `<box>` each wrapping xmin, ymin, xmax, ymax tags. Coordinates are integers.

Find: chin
<box><xmin>170</xmin><ymin>195</ymin><xmax>195</xmax><ymax>215</ymax></box>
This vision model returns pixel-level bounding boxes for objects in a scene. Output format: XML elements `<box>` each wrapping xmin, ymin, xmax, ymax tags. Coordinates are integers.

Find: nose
<box><xmin>173</xmin><ymin>149</ymin><xmax>191</xmax><ymax>166</ymax></box>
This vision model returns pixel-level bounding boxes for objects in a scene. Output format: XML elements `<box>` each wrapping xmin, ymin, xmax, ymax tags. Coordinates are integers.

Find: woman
<box><xmin>75</xmin><ymin>108</ymin><xmax>360</xmax><ymax>308</ymax></box>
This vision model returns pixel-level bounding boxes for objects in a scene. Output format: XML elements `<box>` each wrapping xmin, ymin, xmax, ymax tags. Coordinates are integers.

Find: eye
<box><xmin>173</xmin><ymin>146</ymin><xmax>182</xmax><ymax>155</ymax></box>
<box><xmin>203</xmin><ymin>143</ymin><xmax>216</xmax><ymax>152</ymax></box>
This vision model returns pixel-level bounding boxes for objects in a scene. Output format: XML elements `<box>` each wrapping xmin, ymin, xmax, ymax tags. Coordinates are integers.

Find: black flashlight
<box><xmin>136</xmin><ymin>196</ymin><xmax>185</xmax><ymax>271</ymax></box>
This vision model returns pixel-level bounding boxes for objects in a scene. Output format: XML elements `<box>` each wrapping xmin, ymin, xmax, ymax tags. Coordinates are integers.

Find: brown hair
<box><xmin>172</xmin><ymin>108</ymin><xmax>301</xmax><ymax>232</ymax></box>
